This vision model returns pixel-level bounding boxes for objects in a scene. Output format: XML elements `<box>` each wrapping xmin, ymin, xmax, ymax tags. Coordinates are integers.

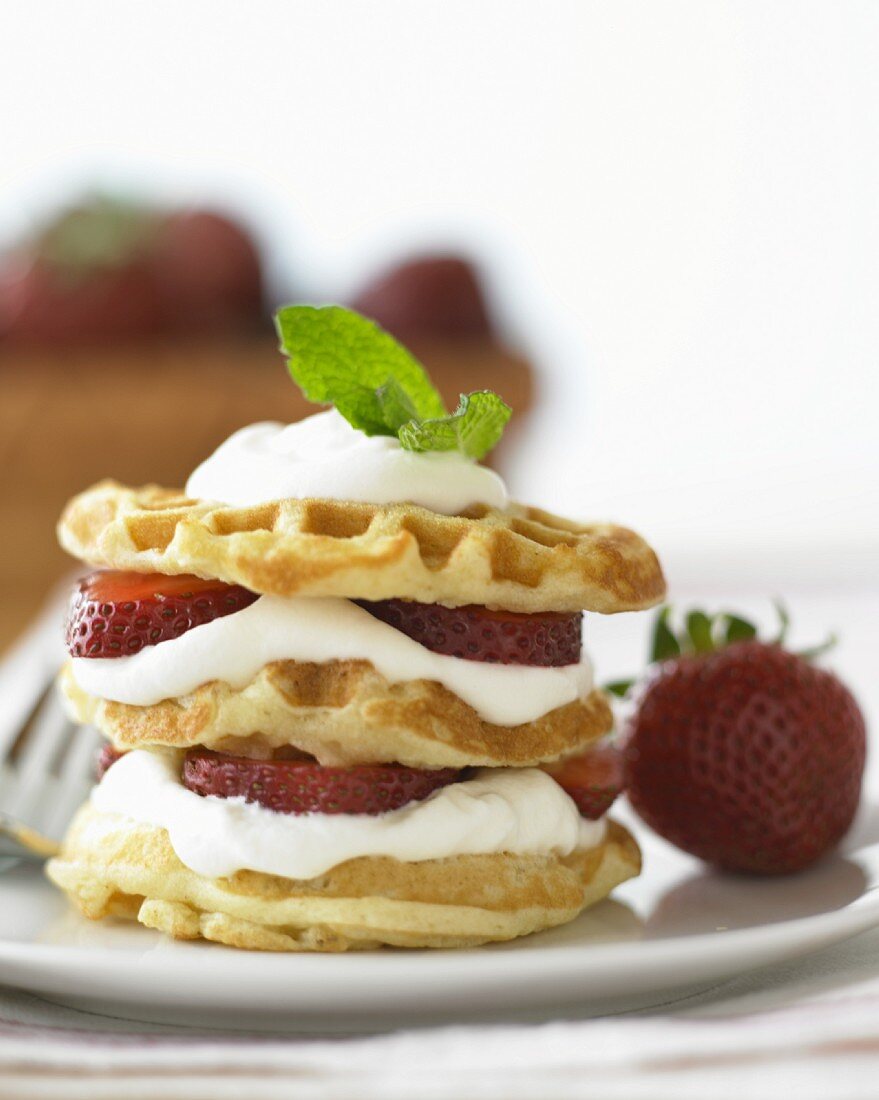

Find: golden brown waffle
<box><xmin>61</xmin><ymin>662</ymin><xmax>613</xmax><ymax>768</ymax></box>
<box><xmin>58</xmin><ymin>481</ymin><xmax>666</xmax><ymax>613</ymax></box>
<box><xmin>47</xmin><ymin>807</ymin><xmax>640</xmax><ymax>951</ymax></box>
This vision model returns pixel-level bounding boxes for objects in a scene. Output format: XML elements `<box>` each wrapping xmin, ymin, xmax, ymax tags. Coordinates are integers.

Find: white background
<box><xmin>2</xmin><ymin>1</ymin><xmax>877</xmax><ymax>590</ymax></box>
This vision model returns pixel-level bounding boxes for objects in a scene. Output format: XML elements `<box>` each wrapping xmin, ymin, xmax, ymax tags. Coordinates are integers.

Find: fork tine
<box><xmin>0</xmin><ymin>682</ymin><xmax>54</xmax><ymax>817</ymax></box>
<box><xmin>0</xmin><ymin>687</ymin><xmax>75</xmax><ymax>822</ymax></box>
<box><xmin>0</xmin><ymin>682</ymin><xmax>54</xmax><ymax>770</ymax></box>
<box><xmin>11</xmin><ymin>686</ymin><xmax>71</xmax><ymax>778</ymax></box>
<box><xmin>0</xmin><ymin>609</ymin><xmax>62</xmax><ymax>765</ymax></box>
<box><xmin>43</xmin><ymin>725</ymin><xmax>102</xmax><ymax>839</ymax></box>
<box><xmin>0</xmin><ymin>580</ymin><xmax>97</xmax><ymax>843</ymax></box>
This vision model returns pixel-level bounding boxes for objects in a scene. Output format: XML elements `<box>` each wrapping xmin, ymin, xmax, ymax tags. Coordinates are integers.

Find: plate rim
<box><xmin>1</xmin><ymin>875</ymin><xmax>877</xmax><ymax>982</ymax></box>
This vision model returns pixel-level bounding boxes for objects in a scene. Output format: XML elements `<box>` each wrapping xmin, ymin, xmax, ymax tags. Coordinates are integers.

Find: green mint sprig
<box><xmin>274</xmin><ymin>305</ymin><xmax>511</xmax><ymax>460</ymax></box>
<box><xmin>398</xmin><ymin>390</ymin><xmax>511</xmax><ymax>459</ymax></box>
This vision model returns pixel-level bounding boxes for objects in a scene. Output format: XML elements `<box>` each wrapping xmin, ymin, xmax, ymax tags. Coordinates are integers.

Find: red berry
<box><xmin>351</xmin><ymin>255</ymin><xmax>493</xmax><ymax>342</ymax></box>
<box><xmin>96</xmin><ymin>744</ymin><xmax>124</xmax><ymax>780</ymax></box>
<box><xmin>359</xmin><ymin>599</ymin><xmax>582</xmax><ymax>667</ymax></box>
<box><xmin>0</xmin><ymin>198</ymin><xmax>165</xmax><ymax>346</ymax></box>
<box><xmin>0</xmin><ymin>256</ymin><xmax>163</xmax><ymax>346</ymax></box>
<box><xmin>543</xmin><ymin>744</ymin><xmax>624</xmax><ymax>819</ymax></box>
<box><xmin>182</xmin><ymin>749</ymin><xmax>461</xmax><ymax>816</ymax></box>
<box><xmin>65</xmin><ymin>571</ymin><xmax>259</xmax><ymax>658</ymax></box>
<box><xmin>151</xmin><ymin>210</ymin><xmax>263</xmax><ymax>333</ymax></box>
<box><xmin>625</xmin><ymin>642</ymin><xmax>866</xmax><ymax>874</ymax></box>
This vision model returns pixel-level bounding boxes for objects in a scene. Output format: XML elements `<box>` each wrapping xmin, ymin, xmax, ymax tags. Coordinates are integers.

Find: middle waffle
<box><xmin>61</xmin><ymin>661</ymin><xmax>613</xmax><ymax>769</ymax></box>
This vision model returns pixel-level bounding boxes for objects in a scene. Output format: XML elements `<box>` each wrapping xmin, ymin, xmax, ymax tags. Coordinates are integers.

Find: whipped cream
<box><xmin>70</xmin><ymin>595</ymin><xmax>592</xmax><ymax>727</ymax></box>
<box><xmin>185</xmin><ymin>410</ymin><xmax>508</xmax><ymax>513</ymax></box>
<box><xmin>90</xmin><ymin>750</ymin><xmax>606</xmax><ymax>879</ymax></box>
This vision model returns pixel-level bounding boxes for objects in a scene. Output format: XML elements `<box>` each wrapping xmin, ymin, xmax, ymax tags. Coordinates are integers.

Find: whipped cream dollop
<box><xmin>185</xmin><ymin>410</ymin><xmax>509</xmax><ymax>513</ymax></box>
<box><xmin>90</xmin><ymin>750</ymin><xmax>606</xmax><ymax>879</ymax></box>
<box><xmin>70</xmin><ymin>595</ymin><xmax>591</xmax><ymax>727</ymax></box>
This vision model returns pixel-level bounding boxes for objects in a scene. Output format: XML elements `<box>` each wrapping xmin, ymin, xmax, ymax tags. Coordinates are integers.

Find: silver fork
<box><xmin>0</xmin><ymin>591</ymin><xmax>100</xmax><ymax>862</ymax></box>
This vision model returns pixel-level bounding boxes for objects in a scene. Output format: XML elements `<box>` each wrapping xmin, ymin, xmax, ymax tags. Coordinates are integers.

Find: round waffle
<box><xmin>58</xmin><ymin>481</ymin><xmax>666</xmax><ymax>613</ymax></box>
<box><xmin>61</xmin><ymin>662</ymin><xmax>613</xmax><ymax>768</ymax></box>
<box><xmin>47</xmin><ymin>806</ymin><xmax>640</xmax><ymax>951</ymax></box>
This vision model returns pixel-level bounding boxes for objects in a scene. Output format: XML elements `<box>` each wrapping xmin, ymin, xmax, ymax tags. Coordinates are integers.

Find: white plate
<box><xmin>1</xmin><ymin>802</ymin><xmax>878</xmax><ymax>1031</ymax></box>
<box><xmin>2</xmin><ymin>589</ymin><xmax>875</xmax><ymax>1030</ymax></box>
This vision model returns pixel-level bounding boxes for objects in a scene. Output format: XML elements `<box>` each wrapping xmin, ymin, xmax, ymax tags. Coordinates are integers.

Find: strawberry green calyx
<box><xmin>650</xmin><ymin>605</ymin><xmax>758</xmax><ymax>662</ymax></box>
<box><xmin>37</xmin><ymin>195</ymin><xmax>161</xmax><ymax>279</ymax></box>
<box><xmin>605</xmin><ymin>601</ymin><xmax>837</xmax><ymax>698</ymax></box>
<box><xmin>274</xmin><ymin>304</ymin><xmax>511</xmax><ymax>461</ymax></box>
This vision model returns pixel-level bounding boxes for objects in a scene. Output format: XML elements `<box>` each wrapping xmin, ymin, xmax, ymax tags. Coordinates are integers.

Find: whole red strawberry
<box><xmin>623</xmin><ymin>607</ymin><xmax>866</xmax><ymax>874</ymax></box>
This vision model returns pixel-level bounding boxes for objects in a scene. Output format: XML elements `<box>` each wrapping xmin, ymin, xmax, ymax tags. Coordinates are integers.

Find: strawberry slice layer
<box><xmin>66</xmin><ymin>571</ymin><xmax>259</xmax><ymax>658</ymax></box>
<box><xmin>359</xmin><ymin>599</ymin><xmax>582</xmax><ymax>667</ymax></box>
<box><xmin>95</xmin><ymin>744</ymin><xmax>124</xmax><ymax>780</ymax></box>
<box><xmin>542</xmin><ymin>744</ymin><xmax>624</xmax><ymax>819</ymax></box>
<box><xmin>182</xmin><ymin>749</ymin><xmax>462</xmax><ymax>816</ymax></box>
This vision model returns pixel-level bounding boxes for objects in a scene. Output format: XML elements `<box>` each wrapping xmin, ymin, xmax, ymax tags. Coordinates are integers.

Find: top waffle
<box><xmin>58</xmin><ymin>481</ymin><xmax>666</xmax><ymax>613</ymax></box>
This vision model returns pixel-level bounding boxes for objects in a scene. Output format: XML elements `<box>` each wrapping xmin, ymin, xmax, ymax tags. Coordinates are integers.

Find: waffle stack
<box><xmin>47</xmin><ymin>307</ymin><xmax>665</xmax><ymax>952</ymax></box>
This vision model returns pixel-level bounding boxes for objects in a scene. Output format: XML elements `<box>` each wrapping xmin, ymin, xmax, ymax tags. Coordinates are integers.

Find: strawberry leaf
<box><xmin>650</xmin><ymin>607</ymin><xmax>681</xmax><ymax>662</ymax></box>
<box><xmin>723</xmin><ymin>614</ymin><xmax>758</xmax><ymax>645</ymax></box>
<box><xmin>772</xmin><ymin>599</ymin><xmax>791</xmax><ymax>646</ymax></box>
<box><xmin>797</xmin><ymin>633</ymin><xmax>838</xmax><ymax>661</ymax></box>
<box><xmin>604</xmin><ymin>678</ymin><xmax>636</xmax><ymax>698</ymax></box>
<box><xmin>686</xmin><ymin>610</ymin><xmax>715</xmax><ymax>653</ymax></box>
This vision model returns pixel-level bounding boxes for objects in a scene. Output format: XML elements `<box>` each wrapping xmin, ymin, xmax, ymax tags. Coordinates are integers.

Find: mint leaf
<box><xmin>398</xmin><ymin>391</ymin><xmax>511</xmax><ymax>460</ymax></box>
<box><xmin>375</xmin><ymin>378</ymin><xmax>420</xmax><ymax>433</ymax></box>
<box><xmin>275</xmin><ymin>304</ymin><xmax>513</xmax><ymax>459</ymax></box>
<box><xmin>275</xmin><ymin>305</ymin><xmax>445</xmax><ymax>436</ymax></box>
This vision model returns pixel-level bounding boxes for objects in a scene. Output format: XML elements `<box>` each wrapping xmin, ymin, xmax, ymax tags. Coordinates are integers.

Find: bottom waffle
<box><xmin>46</xmin><ymin>805</ymin><xmax>640</xmax><ymax>951</ymax></box>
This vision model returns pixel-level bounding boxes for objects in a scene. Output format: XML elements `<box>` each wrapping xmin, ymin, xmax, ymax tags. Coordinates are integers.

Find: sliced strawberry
<box><xmin>96</xmin><ymin>744</ymin><xmax>124</xmax><ymax>780</ymax></box>
<box><xmin>359</xmin><ymin>599</ymin><xmax>582</xmax><ymax>667</ymax></box>
<box><xmin>66</xmin><ymin>571</ymin><xmax>259</xmax><ymax>658</ymax></box>
<box><xmin>543</xmin><ymin>744</ymin><xmax>624</xmax><ymax>819</ymax></box>
<box><xmin>182</xmin><ymin>749</ymin><xmax>462</xmax><ymax>815</ymax></box>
